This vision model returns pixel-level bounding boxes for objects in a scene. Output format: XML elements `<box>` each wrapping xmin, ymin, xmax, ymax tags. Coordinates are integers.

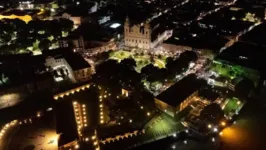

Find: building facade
<box><xmin>45</xmin><ymin>54</ymin><xmax>93</xmax><ymax>83</ymax></box>
<box><xmin>124</xmin><ymin>18</ymin><xmax>151</xmax><ymax>49</ymax></box>
<box><xmin>124</xmin><ymin>18</ymin><xmax>173</xmax><ymax>50</ymax></box>
<box><xmin>155</xmin><ymin>91</ymin><xmax>199</xmax><ymax>117</ymax></box>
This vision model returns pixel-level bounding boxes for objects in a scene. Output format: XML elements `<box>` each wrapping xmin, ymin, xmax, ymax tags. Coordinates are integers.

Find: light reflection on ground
<box><xmin>220</xmin><ymin>102</ymin><xmax>266</xmax><ymax>150</ymax></box>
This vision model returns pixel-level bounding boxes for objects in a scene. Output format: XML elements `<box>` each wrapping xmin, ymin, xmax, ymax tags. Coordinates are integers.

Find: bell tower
<box><xmin>124</xmin><ymin>17</ymin><xmax>130</xmax><ymax>36</ymax></box>
<box><xmin>144</xmin><ymin>20</ymin><xmax>151</xmax><ymax>39</ymax></box>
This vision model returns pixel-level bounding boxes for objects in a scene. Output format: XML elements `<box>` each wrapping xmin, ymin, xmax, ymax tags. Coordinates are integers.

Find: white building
<box><xmin>124</xmin><ymin>18</ymin><xmax>172</xmax><ymax>50</ymax></box>
<box><xmin>45</xmin><ymin>53</ymin><xmax>93</xmax><ymax>83</ymax></box>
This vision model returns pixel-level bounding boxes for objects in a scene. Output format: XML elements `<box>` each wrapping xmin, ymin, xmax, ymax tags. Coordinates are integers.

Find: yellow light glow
<box><xmin>0</xmin><ymin>14</ymin><xmax>32</xmax><ymax>23</ymax></box>
<box><xmin>221</xmin><ymin>121</ymin><xmax>226</xmax><ymax>126</ymax></box>
<box><xmin>237</xmin><ymin>101</ymin><xmax>241</xmax><ymax>105</ymax></box>
<box><xmin>100</xmin><ymin>120</ymin><xmax>104</xmax><ymax>124</ymax></box>
<box><xmin>219</xmin><ymin>132</ymin><xmax>223</xmax><ymax>136</ymax></box>
<box><xmin>208</xmin><ymin>124</ymin><xmax>212</xmax><ymax>128</ymax></box>
<box><xmin>92</xmin><ymin>135</ymin><xmax>96</xmax><ymax>140</ymax></box>
<box><xmin>93</xmin><ymin>141</ymin><xmax>98</xmax><ymax>146</ymax></box>
<box><xmin>85</xmin><ymin>137</ymin><xmax>89</xmax><ymax>141</ymax></box>
<box><xmin>75</xmin><ymin>144</ymin><xmax>79</xmax><ymax>149</ymax></box>
<box><xmin>100</xmin><ymin>104</ymin><xmax>103</xmax><ymax>108</ymax></box>
<box><xmin>82</xmin><ymin>104</ymin><xmax>86</xmax><ymax>107</ymax></box>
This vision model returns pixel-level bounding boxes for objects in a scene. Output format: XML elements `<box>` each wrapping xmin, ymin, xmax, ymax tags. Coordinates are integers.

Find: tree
<box><xmin>39</xmin><ymin>39</ymin><xmax>51</xmax><ymax>51</ymax></box>
<box><xmin>141</xmin><ymin>64</ymin><xmax>154</xmax><ymax>79</ymax></box>
<box><xmin>200</xmin><ymin>103</ymin><xmax>224</xmax><ymax>124</ymax></box>
<box><xmin>11</xmin><ymin>19</ymin><xmax>26</xmax><ymax>31</ymax></box>
<box><xmin>0</xmin><ymin>34</ymin><xmax>11</xmax><ymax>43</ymax></box>
<box><xmin>0</xmin><ymin>72</ymin><xmax>9</xmax><ymax>85</ymax></box>
<box><xmin>120</xmin><ymin>58</ymin><xmax>136</xmax><ymax>70</ymax></box>
<box><xmin>58</xmin><ymin>18</ymin><xmax>74</xmax><ymax>32</ymax></box>
<box><xmin>235</xmin><ymin>78</ymin><xmax>254</xmax><ymax>99</ymax></box>
<box><xmin>179</xmin><ymin>50</ymin><xmax>198</xmax><ymax>62</ymax></box>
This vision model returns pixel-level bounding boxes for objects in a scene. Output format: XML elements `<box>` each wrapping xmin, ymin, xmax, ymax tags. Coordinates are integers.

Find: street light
<box><xmin>221</xmin><ymin>121</ymin><xmax>226</xmax><ymax>126</ymax></box>
<box><xmin>213</xmin><ymin>127</ymin><xmax>218</xmax><ymax>132</ymax></box>
<box><xmin>219</xmin><ymin>132</ymin><xmax>223</xmax><ymax>136</ymax></box>
<box><xmin>75</xmin><ymin>144</ymin><xmax>79</xmax><ymax>149</ymax></box>
<box><xmin>212</xmin><ymin>137</ymin><xmax>215</xmax><ymax>142</ymax></box>
<box><xmin>172</xmin><ymin>145</ymin><xmax>176</xmax><ymax>149</ymax></box>
<box><xmin>183</xmin><ymin>140</ymin><xmax>187</xmax><ymax>144</ymax></box>
<box><xmin>208</xmin><ymin>124</ymin><xmax>212</xmax><ymax>129</ymax></box>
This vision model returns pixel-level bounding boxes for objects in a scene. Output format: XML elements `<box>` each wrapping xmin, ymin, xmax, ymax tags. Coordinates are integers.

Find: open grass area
<box><xmin>109</xmin><ymin>50</ymin><xmax>166</xmax><ymax>72</ymax></box>
<box><xmin>210</xmin><ymin>60</ymin><xmax>260</xmax><ymax>85</ymax></box>
<box><xmin>145</xmin><ymin>113</ymin><xmax>184</xmax><ymax>136</ymax></box>
<box><xmin>223</xmin><ymin>97</ymin><xmax>240</xmax><ymax>115</ymax></box>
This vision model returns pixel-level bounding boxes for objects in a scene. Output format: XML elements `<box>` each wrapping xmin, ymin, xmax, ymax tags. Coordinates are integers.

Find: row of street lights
<box><xmin>0</xmin><ymin>120</ymin><xmax>18</xmax><ymax>139</ymax></box>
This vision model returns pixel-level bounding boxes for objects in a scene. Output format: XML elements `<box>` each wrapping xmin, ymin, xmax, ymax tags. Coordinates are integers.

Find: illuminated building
<box><xmin>0</xmin><ymin>9</ymin><xmax>44</xmax><ymax>23</ymax></box>
<box><xmin>53</xmin><ymin>2</ymin><xmax>97</xmax><ymax>25</ymax></box>
<box><xmin>155</xmin><ymin>74</ymin><xmax>206</xmax><ymax>117</ymax></box>
<box><xmin>124</xmin><ymin>17</ymin><xmax>172</xmax><ymax>49</ymax></box>
<box><xmin>0</xmin><ymin>14</ymin><xmax>32</xmax><ymax>23</ymax></box>
<box><xmin>44</xmin><ymin>49</ymin><xmax>93</xmax><ymax>83</ymax></box>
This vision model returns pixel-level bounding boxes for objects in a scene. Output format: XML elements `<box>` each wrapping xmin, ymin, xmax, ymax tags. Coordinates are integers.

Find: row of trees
<box><xmin>141</xmin><ymin>51</ymin><xmax>198</xmax><ymax>83</ymax></box>
<box><xmin>0</xmin><ymin>18</ymin><xmax>73</xmax><ymax>55</ymax></box>
<box><xmin>93</xmin><ymin>50</ymin><xmax>198</xmax><ymax>91</ymax></box>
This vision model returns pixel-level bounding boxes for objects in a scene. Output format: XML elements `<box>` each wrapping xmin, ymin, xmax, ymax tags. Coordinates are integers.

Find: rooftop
<box><xmin>240</xmin><ymin>22</ymin><xmax>266</xmax><ymax>47</ymax></box>
<box><xmin>55</xmin><ymin>100</ymin><xmax>78</xmax><ymax>146</ymax></box>
<box><xmin>43</xmin><ymin>48</ymin><xmax>91</xmax><ymax>70</ymax></box>
<box><xmin>156</xmin><ymin>74</ymin><xmax>206</xmax><ymax>107</ymax></box>
<box><xmin>217</xmin><ymin>42</ymin><xmax>266</xmax><ymax>70</ymax></box>
<box><xmin>56</xmin><ymin>2</ymin><xmax>95</xmax><ymax>17</ymax></box>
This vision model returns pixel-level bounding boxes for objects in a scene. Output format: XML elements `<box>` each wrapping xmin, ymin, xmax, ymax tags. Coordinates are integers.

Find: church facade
<box><xmin>124</xmin><ymin>18</ymin><xmax>173</xmax><ymax>50</ymax></box>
